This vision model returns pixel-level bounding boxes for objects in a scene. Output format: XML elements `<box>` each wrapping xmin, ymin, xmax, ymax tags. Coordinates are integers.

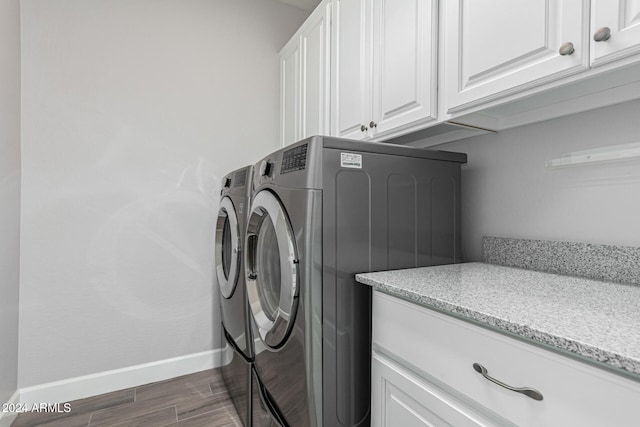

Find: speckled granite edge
<box><xmin>356</xmin><ymin>264</ymin><xmax>640</xmax><ymax>377</ymax></box>
<box><xmin>361</xmin><ymin>278</ymin><xmax>640</xmax><ymax>375</ymax></box>
<box><xmin>483</xmin><ymin>236</ymin><xmax>640</xmax><ymax>286</ymax></box>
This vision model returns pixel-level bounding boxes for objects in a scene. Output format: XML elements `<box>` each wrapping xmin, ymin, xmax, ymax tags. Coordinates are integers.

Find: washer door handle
<box><xmin>246</xmin><ymin>234</ymin><xmax>257</xmax><ymax>281</ymax></box>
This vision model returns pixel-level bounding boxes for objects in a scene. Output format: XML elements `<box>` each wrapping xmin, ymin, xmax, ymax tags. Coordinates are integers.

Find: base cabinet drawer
<box><xmin>372</xmin><ymin>351</ymin><xmax>511</xmax><ymax>427</ymax></box>
<box><xmin>372</xmin><ymin>291</ymin><xmax>640</xmax><ymax>427</ymax></box>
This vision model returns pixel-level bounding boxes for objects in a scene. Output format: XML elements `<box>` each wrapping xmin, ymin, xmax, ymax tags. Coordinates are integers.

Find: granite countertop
<box><xmin>355</xmin><ymin>262</ymin><xmax>640</xmax><ymax>377</ymax></box>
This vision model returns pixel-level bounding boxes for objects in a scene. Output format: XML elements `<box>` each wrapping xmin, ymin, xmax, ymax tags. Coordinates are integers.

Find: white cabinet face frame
<box><xmin>591</xmin><ymin>0</ymin><xmax>640</xmax><ymax>66</ymax></box>
<box><xmin>331</xmin><ymin>0</ymin><xmax>372</xmax><ymax>140</ymax></box>
<box><xmin>445</xmin><ymin>0</ymin><xmax>590</xmax><ymax>113</ymax></box>
<box><xmin>371</xmin><ymin>0</ymin><xmax>438</xmax><ymax>136</ymax></box>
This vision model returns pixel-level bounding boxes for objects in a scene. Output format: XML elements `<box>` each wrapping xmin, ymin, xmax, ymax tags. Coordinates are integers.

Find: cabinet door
<box><xmin>444</xmin><ymin>0</ymin><xmax>589</xmax><ymax>113</ymax></box>
<box><xmin>591</xmin><ymin>0</ymin><xmax>640</xmax><ymax>66</ymax></box>
<box><xmin>331</xmin><ymin>0</ymin><xmax>371</xmax><ymax>140</ymax></box>
<box><xmin>372</xmin><ymin>352</ymin><xmax>504</xmax><ymax>427</ymax></box>
<box><xmin>371</xmin><ymin>0</ymin><xmax>437</xmax><ymax>136</ymax></box>
<box><xmin>300</xmin><ymin>2</ymin><xmax>332</xmax><ymax>139</ymax></box>
<box><xmin>280</xmin><ymin>40</ymin><xmax>300</xmax><ymax>147</ymax></box>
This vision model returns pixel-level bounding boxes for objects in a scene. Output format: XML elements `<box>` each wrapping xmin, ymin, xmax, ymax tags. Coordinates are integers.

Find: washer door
<box><xmin>215</xmin><ymin>196</ymin><xmax>241</xmax><ymax>299</ymax></box>
<box><xmin>245</xmin><ymin>190</ymin><xmax>299</xmax><ymax>350</ymax></box>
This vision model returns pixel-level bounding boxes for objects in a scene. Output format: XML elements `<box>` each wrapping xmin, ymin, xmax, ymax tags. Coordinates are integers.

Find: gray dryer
<box><xmin>244</xmin><ymin>136</ymin><xmax>467</xmax><ymax>427</ymax></box>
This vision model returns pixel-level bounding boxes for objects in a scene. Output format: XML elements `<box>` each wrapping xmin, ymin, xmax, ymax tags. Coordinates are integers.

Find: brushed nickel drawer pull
<box><xmin>472</xmin><ymin>363</ymin><xmax>544</xmax><ymax>401</ymax></box>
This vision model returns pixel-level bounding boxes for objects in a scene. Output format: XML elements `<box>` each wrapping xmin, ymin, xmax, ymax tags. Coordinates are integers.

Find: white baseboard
<box><xmin>0</xmin><ymin>390</ymin><xmax>20</xmax><ymax>427</ymax></box>
<box><xmin>19</xmin><ymin>347</ymin><xmax>233</xmax><ymax>406</ymax></box>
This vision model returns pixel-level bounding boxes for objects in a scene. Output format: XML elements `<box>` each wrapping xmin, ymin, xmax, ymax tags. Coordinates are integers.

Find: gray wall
<box><xmin>19</xmin><ymin>0</ymin><xmax>308</xmax><ymax>388</ymax></box>
<box><xmin>435</xmin><ymin>99</ymin><xmax>640</xmax><ymax>262</ymax></box>
<box><xmin>0</xmin><ymin>0</ymin><xmax>21</xmax><ymax>407</ymax></box>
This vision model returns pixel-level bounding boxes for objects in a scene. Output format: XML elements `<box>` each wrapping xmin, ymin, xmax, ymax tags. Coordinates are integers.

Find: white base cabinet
<box><xmin>372</xmin><ymin>291</ymin><xmax>640</xmax><ymax>427</ymax></box>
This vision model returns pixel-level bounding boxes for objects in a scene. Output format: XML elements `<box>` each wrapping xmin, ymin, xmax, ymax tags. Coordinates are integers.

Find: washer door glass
<box><xmin>215</xmin><ymin>197</ymin><xmax>240</xmax><ymax>299</ymax></box>
<box><xmin>245</xmin><ymin>190</ymin><xmax>298</xmax><ymax>349</ymax></box>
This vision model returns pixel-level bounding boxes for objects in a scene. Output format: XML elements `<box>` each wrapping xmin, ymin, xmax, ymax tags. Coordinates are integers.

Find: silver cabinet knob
<box><xmin>559</xmin><ymin>42</ymin><xmax>575</xmax><ymax>56</ymax></box>
<box><xmin>593</xmin><ymin>27</ymin><xmax>611</xmax><ymax>42</ymax></box>
<box><xmin>360</xmin><ymin>124</ymin><xmax>368</xmax><ymax>132</ymax></box>
<box><xmin>369</xmin><ymin>121</ymin><xmax>377</xmax><ymax>128</ymax></box>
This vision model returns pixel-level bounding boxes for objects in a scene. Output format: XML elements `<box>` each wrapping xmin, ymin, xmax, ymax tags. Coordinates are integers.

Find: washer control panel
<box><xmin>233</xmin><ymin>168</ymin><xmax>248</xmax><ymax>187</ymax></box>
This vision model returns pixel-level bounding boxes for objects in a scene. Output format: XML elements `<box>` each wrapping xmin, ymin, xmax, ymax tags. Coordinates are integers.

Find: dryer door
<box><xmin>215</xmin><ymin>196</ymin><xmax>241</xmax><ymax>299</ymax></box>
<box><xmin>245</xmin><ymin>189</ymin><xmax>299</xmax><ymax>350</ymax></box>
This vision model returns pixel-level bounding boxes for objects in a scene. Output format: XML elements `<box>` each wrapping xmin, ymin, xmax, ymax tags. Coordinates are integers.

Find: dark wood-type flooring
<box><xmin>11</xmin><ymin>368</ymin><xmax>242</xmax><ymax>427</ymax></box>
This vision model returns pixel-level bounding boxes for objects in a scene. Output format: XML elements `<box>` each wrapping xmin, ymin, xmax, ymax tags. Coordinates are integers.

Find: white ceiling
<box><xmin>278</xmin><ymin>0</ymin><xmax>321</xmax><ymax>12</ymax></box>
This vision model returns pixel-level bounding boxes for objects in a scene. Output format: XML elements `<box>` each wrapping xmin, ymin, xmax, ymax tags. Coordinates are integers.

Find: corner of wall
<box><xmin>0</xmin><ymin>0</ymin><xmax>21</xmax><ymax>416</ymax></box>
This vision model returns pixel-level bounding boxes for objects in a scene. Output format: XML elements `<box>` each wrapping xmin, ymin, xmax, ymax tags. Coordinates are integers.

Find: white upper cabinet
<box><xmin>444</xmin><ymin>0</ymin><xmax>589</xmax><ymax>113</ymax></box>
<box><xmin>372</xmin><ymin>0</ymin><xmax>437</xmax><ymax>137</ymax></box>
<box><xmin>280</xmin><ymin>41</ymin><xmax>300</xmax><ymax>147</ymax></box>
<box><xmin>281</xmin><ymin>0</ymin><xmax>640</xmax><ymax>147</ymax></box>
<box><xmin>591</xmin><ymin>0</ymin><xmax>640</xmax><ymax>66</ymax></box>
<box><xmin>332</xmin><ymin>0</ymin><xmax>369</xmax><ymax>140</ymax></box>
<box><xmin>279</xmin><ymin>0</ymin><xmax>332</xmax><ymax>147</ymax></box>
<box><xmin>300</xmin><ymin>2</ymin><xmax>331</xmax><ymax>140</ymax></box>
<box><xmin>332</xmin><ymin>0</ymin><xmax>437</xmax><ymax>140</ymax></box>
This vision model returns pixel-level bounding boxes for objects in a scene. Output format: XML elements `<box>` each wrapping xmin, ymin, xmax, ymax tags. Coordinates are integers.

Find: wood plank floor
<box><xmin>11</xmin><ymin>368</ymin><xmax>242</xmax><ymax>427</ymax></box>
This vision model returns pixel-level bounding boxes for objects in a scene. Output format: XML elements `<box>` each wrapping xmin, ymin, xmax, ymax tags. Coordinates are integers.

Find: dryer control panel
<box><xmin>280</xmin><ymin>143</ymin><xmax>308</xmax><ymax>174</ymax></box>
